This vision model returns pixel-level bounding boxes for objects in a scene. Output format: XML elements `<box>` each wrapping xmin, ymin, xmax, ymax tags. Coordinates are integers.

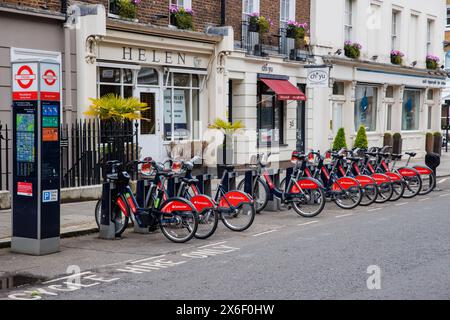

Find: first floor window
<box><xmin>402</xmin><ymin>89</ymin><xmax>421</xmax><ymax>131</ymax></box>
<box><xmin>257</xmin><ymin>81</ymin><xmax>284</xmax><ymax>146</ymax></box>
<box><xmin>386</xmin><ymin>104</ymin><xmax>393</xmax><ymax>131</ymax></box>
<box><xmin>163</xmin><ymin>73</ymin><xmax>200</xmax><ymax>141</ymax></box>
<box><xmin>354</xmin><ymin>85</ymin><xmax>377</xmax><ymax>132</ymax></box>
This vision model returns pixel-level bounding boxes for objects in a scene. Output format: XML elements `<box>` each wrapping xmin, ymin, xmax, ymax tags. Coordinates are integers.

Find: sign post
<box><xmin>11</xmin><ymin>60</ymin><xmax>61</xmax><ymax>255</ymax></box>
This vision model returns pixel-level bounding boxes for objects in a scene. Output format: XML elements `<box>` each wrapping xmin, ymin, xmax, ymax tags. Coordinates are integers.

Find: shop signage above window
<box><xmin>98</xmin><ymin>45</ymin><xmax>209</xmax><ymax>70</ymax></box>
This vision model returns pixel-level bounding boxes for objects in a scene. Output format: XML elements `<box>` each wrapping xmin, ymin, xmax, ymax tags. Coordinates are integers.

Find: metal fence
<box><xmin>61</xmin><ymin>119</ymin><xmax>140</xmax><ymax>188</ymax></box>
<box><xmin>0</xmin><ymin>122</ymin><xmax>11</xmax><ymax>191</ymax></box>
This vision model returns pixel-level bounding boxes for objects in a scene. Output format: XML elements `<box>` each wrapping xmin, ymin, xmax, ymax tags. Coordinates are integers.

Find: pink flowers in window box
<box><xmin>426</xmin><ymin>54</ymin><xmax>440</xmax><ymax>70</ymax></box>
<box><xmin>344</xmin><ymin>41</ymin><xmax>362</xmax><ymax>59</ymax></box>
<box><xmin>390</xmin><ymin>50</ymin><xmax>404</xmax><ymax>65</ymax></box>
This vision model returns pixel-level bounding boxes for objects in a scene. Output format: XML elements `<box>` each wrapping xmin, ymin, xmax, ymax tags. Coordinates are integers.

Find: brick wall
<box><xmin>0</xmin><ymin>0</ymin><xmax>61</xmax><ymax>12</ymax></box>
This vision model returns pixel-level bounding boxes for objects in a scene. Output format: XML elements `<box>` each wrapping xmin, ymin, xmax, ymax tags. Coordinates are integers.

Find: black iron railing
<box><xmin>0</xmin><ymin>122</ymin><xmax>11</xmax><ymax>191</ymax></box>
<box><xmin>278</xmin><ymin>27</ymin><xmax>312</xmax><ymax>61</ymax></box>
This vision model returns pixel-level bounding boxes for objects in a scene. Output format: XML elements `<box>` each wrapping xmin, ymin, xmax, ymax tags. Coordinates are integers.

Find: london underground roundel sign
<box><xmin>43</xmin><ymin>69</ymin><xmax>57</xmax><ymax>86</ymax></box>
<box><xmin>40</xmin><ymin>63</ymin><xmax>60</xmax><ymax>101</ymax></box>
<box><xmin>12</xmin><ymin>63</ymin><xmax>38</xmax><ymax>100</ymax></box>
<box><xmin>16</xmin><ymin>65</ymin><xmax>36</xmax><ymax>89</ymax></box>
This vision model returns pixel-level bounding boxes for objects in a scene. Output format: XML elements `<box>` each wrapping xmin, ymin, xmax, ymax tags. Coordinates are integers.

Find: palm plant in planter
<box><xmin>390</xmin><ymin>50</ymin><xmax>404</xmax><ymax>65</ymax></box>
<box><xmin>169</xmin><ymin>4</ymin><xmax>194</xmax><ymax>30</ymax></box>
<box><xmin>426</xmin><ymin>54</ymin><xmax>440</xmax><ymax>70</ymax></box>
<box><xmin>208</xmin><ymin>118</ymin><xmax>245</xmax><ymax>170</ymax></box>
<box><xmin>344</xmin><ymin>41</ymin><xmax>362</xmax><ymax>59</ymax></box>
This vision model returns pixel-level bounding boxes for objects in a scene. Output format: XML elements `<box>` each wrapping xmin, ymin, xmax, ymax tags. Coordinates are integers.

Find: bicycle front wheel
<box><xmin>159</xmin><ymin>200</ymin><xmax>198</xmax><ymax>243</ymax></box>
<box><xmin>237</xmin><ymin>177</ymin><xmax>269</xmax><ymax>213</ymax></box>
<box><xmin>221</xmin><ymin>203</ymin><xmax>255</xmax><ymax>232</ymax></box>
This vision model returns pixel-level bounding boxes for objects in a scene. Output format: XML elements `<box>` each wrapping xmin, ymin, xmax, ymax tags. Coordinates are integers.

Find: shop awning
<box><xmin>260</xmin><ymin>78</ymin><xmax>306</xmax><ymax>101</ymax></box>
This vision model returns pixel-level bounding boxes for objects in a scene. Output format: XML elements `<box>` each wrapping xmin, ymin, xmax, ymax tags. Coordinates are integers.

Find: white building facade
<box><xmin>310</xmin><ymin>0</ymin><xmax>446</xmax><ymax>157</ymax></box>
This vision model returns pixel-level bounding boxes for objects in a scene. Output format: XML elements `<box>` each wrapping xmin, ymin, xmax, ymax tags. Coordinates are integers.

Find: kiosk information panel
<box><xmin>11</xmin><ymin>61</ymin><xmax>61</xmax><ymax>255</ymax></box>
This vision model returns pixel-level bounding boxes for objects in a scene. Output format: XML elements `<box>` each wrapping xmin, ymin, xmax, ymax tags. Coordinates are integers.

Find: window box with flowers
<box><xmin>390</xmin><ymin>50</ymin><xmax>404</xmax><ymax>65</ymax></box>
<box><xmin>344</xmin><ymin>41</ymin><xmax>362</xmax><ymax>59</ymax></box>
<box><xmin>286</xmin><ymin>20</ymin><xmax>307</xmax><ymax>40</ymax></box>
<box><xmin>248</xmin><ymin>12</ymin><xmax>272</xmax><ymax>34</ymax></box>
<box><xmin>426</xmin><ymin>55</ymin><xmax>440</xmax><ymax>70</ymax></box>
<box><xmin>110</xmin><ymin>0</ymin><xmax>140</xmax><ymax>21</ymax></box>
<box><xmin>169</xmin><ymin>4</ymin><xmax>194</xmax><ymax>30</ymax></box>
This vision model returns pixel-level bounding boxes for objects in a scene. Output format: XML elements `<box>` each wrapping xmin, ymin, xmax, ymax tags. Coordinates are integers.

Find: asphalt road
<box><xmin>1</xmin><ymin>179</ymin><xmax>450</xmax><ymax>300</ymax></box>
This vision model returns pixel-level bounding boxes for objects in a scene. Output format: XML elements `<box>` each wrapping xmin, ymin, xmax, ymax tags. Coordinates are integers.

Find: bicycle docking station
<box><xmin>221</xmin><ymin>170</ymin><xmax>237</xmax><ymax>192</ymax></box>
<box><xmin>11</xmin><ymin>60</ymin><xmax>61</xmax><ymax>255</ymax></box>
<box><xmin>134</xmin><ymin>179</ymin><xmax>152</xmax><ymax>234</ymax></box>
<box><xmin>196</xmin><ymin>173</ymin><xmax>212</xmax><ymax>195</ymax></box>
<box><xmin>266</xmin><ymin>168</ymin><xmax>282</xmax><ymax>211</ymax></box>
<box><xmin>99</xmin><ymin>180</ymin><xmax>117</xmax><ymax>240</ymax></box>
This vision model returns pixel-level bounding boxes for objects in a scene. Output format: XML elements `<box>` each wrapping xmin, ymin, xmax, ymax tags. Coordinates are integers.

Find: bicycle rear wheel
<box><xmin>221</xmin><ymin>203</ymin><xmax>255</xmax><ymax>231</ymax></box>
<box><xmin>334</xmin><ymin>186</ymin><xmax>362</xmax><ymax>209</ymax></box>
<box><xmin>359</xmin><ymin>184</ymin><xmax>378</xmax><ymax>206</ymax></box>
<box><xmin>280</xmin><ymin>178</ymin><xmax>326</xmax><ymax>217</ymax></box>
<box><xmin>159</xmin><ymin>200</ymin><xmax>198</xmax><ymax>243</ymax></box>
<box><xmin>389</xmin><ymin>181</ymin><xmax>404</xmax><ymax>201</ymax></box>
<box><xmin>374</xmin><ymin>182</ymin><xmax>393</xmax><ymax>203</ymax></box>
<box><xmin>418</xmin><ymin>173</ymin><xmax>435</xmax><ymax>195</ymax></box>
<box><xmin>195</xmin><ymin>209</ymin><xmax>219</xmax><ymax>239</ymax></box>
<box><xmin>402</xmin><ymin>174</ymin><xmax>422</xmax><ymax>198</ymax></box>
<box><xmin>96</xmin><ymin>195</ymin><xmax>129</xmax><ymax>237</ymax></box>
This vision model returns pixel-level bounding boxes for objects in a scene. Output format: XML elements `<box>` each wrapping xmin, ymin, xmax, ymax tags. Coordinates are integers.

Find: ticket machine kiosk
<box><xmin>11</xmin><ymin>60</ymin><xmax>61</xmax><ymax>255</ymax></box>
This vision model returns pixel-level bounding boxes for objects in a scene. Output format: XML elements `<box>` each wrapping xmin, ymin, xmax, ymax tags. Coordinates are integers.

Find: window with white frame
<box><xmin>280</xmin><ymin>0</ymin><xmax>296</xmax><ymax>24</ymax></box>
<box><xmin>427</xmin><ymin>19</ymin><xmax>434</xmax><ymax>54</ymax></box>
<box><xmin>172</xmin><ymin>0</ymin><xmax>192</xmax><ymax>9</ymax></box>
<box><xmin>386</xmin><ymin>104</ymin><xmax>393</xmax><ymax>131</ymax></box>
<box><xmin>243</xmin><ymin>0</ymin><xmax>259</xmax><ymax>16</ymax></box>
<box><xmin>344</xmin><ymin>0</ymin><xmax>354</xmax><ymax>41</ymax></box>
<box><xmin>447</xmin><ymin>6</ymin><xmax>450</xmax><ymax>26</ymax></box>
<box><xmin>391</xmin><ymin>10</ymin><xmax>400</xmax><ymax>50</ymax></box>
<box><xmin>97</xmin><ymin>67</ymin><xmax>134</xmax><ymax>98</ymax></box>
<box><xmin>427</xmin><ymin>105</ymin><xmax>433</xmax><ymax>129</ymax></box>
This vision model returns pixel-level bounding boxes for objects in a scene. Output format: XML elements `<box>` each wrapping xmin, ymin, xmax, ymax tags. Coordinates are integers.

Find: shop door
<box><xmin>136</xmin><ymin>88</ymin><xmax>162</xmax><ymax>161</ymax></box>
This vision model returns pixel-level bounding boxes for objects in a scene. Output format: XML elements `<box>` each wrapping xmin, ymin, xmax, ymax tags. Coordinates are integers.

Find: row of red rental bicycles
<box><xmin>236</xmin><ymin>146</ymin><xmax>436</xmax><ymax>218</ymax></box>
<box><xmin>94</xmin><ymin>147</ymin><xmax>435</xmax><ymax>243</ymax></box>
<box><xmin>94</xmin><ymin>157</ymin><xmax>256</xmax><ymax>243</ymax></box>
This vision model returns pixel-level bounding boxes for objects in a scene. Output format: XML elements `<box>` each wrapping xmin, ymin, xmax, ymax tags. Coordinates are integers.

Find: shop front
<box><xmin>317</xmin><ymin>58</ymin><xmax>446</xmax><ymax>157</ymax></box>
<box><xmin>75</xmin><ymin>20</ymin><xmax>222</xmax><ymax>161</ymax></box>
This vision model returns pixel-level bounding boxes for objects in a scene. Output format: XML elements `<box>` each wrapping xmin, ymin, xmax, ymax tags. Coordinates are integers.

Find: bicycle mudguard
<box><xmin>289</xmin><ymin>177</ymin><xmax>322</xmax><ymax>192</ymax></box>
<box><xmin>160</xmin><ymin>197</ymin><xmax>197</xmax><ymax>213</ymax></box>
<box><xmin>413</xmin><ymin>165</ymin><xmax>433</xmax><ymax>175</ymax></box>
<box><xmin>354</xmin><ymin>175</ymin><xmax>376</xmax><ymax>187</ymax></box>
<box><xmin>370</xmin><ymin>173</ymin><xmax>391</xmax><ymax>186</ymax></box>
<box><xmin>384</xmin><ymin>172</ymin><xmax>402</xmax><ymax>182</ymax></box>
<box><xmin>190</xmin><ymin>194</ymin><xmax>216</xmax><ymax>213</ymax></box>
<box><xmin>397</xmin><ymin>167</ymin><xmax>420</xmax><ymax>178</ymax></box>
<box><xmin>219</xmin><ymin>191</ymin><xmax>253</xmax><ymax>208</ymax></box>
<box><xmin>332</xmin><ymin>177</ymin><xmax>360</xmax><ymax>191</ymax></box>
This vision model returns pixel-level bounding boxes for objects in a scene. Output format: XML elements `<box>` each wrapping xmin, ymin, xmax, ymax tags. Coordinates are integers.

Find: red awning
<box><xmin>260</xmin><ymin>78</ymin><xmax>306</xmax><ymax>101</ymax></box>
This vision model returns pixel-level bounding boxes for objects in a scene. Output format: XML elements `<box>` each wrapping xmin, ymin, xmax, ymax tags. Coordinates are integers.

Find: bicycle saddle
<box><xmin>391</xmin><ymin>154</ymin><xmax>402</xmax><ymax>160</ymax></box>
<box><xmin>405</xmin><ymin>152</ymin><xmax>417</xmax><ymax>157</ymax></box>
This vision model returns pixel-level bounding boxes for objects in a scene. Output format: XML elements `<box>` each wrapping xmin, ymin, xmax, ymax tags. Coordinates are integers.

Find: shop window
<box><xmin>97</xmin><ymin>67</ymin><xmax>134</xmax><ymax>98</ymax></box>
<box><xmin>402</xmin><ymin>89</ymin><xmax>420</xmax><ymax>131</ymax></box>
<box><xmin>163</xmin><ymin>73</ymin><xmax>200</xmax><ymax>141</ymax></box>
<box><xmin>386</xmin><ymin>86</ymin><xmax>394</xmax><ymax>98</ymax></box>
<box><xmin>332</xmin><ymin>82</ymin><xmax>345</xmax><ymax>96</ymax></box>
<box><xmin>99</xmin><ymin>67</ymin><xmax>120</xmax><ymax>83</ymax></box>
<box><xmin>257</xmin><ymin>81</ymin><xmax>284</xmax><ymax>146</ymax></box>
<box><xmin>354</xmin><ymin>85</ymin><xmax>377</xmax><ymax>132</ymax></box>
<box><xmin>138</xmin><ymin>68</ymin><xmax>159</xmax><ymax>85</ymax></box>
<box><xmin>386</xmin><ymin>104</ymin><xmax>393</xmax><ymax>131</ymax></box>
<box><xmin>427</xmin><ymin>105</ymin><xmax>433</xmax><ymax>130</ymax></box>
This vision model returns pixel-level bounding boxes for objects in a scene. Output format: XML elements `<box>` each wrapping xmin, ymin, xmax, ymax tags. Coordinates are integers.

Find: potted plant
<box><xmin>286</xmin><ymin>20</ymin><xmax>307</xmax><ymax>40</ymax></box>
<box><xmin>426</xmin><ymin>54</ymin><xmax>440</xmax><ymax>70</ymax></box>
<box><xmin>208</xmin><ymin>118</ymin><xmax>245</xmax><ymax>175</ymax></box>
<box><xmin>433</xmin><ymin>131</ymin><xmax>442</xmax><ymax>155</ymax></box>
<box><xmin>353</xmin><ymin>125</ymin><xmax>368</xmax><ymax>149</ymax></box>
<box><xmin>169</xmin><ymin>4</ymin><xmax>194</xmax><ymax>30</ymax></box>
<box><xmin>332</xmin><ymin>127</ymin><xmax>348</xmax><ymax>151</ymax></box>
<box><xmin>248</xmin><ymin>12</ymin><xmax>260</xmax><ymax>32</ymax></box>
<box><xmin>390</xmin><ymin>50</ymin><xmax>404</xmax><ymax>65</ymax></box>
<box><xmin>116</xmin><ymin>0</ymin><xmax>140</xmax><ymax>20</ymax></box>
<box><xmin>249</xmin><ymin>13</ymin><xmax>272</xmax><ymax>56</ymax></box>
<box><xmin>344</xmin><ymin>41</ymin><xmax>362</xmax><ymax>59</ymax></box>
<box><xmin>383</xmin><ymin>132</ymin><xmax>393</xmax><ymax>148</ymax></box>
<box><xmin>425</xmin><ymin>132</ymin><xmax>434</xmax><ymax>153</ymax></box>
<box><xmin>393</xmin><ymin>132</ymin><xmax>402</xmax><ymax>154</ymax></box>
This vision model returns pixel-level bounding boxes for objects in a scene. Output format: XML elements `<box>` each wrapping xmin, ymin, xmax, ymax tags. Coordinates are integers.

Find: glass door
<box><xmin>135</xmin><ymin>88</ymin><xmax>162</xmax><ymax>161</ymax></box>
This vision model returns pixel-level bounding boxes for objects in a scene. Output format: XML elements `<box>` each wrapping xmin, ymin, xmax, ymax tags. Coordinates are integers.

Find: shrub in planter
<box><xmin>344</xmin><ymin>41</ymin><xmax>362</xmax><ymax>59</ymax></box>
<box><xmin>332</xmin><ymin>127</ymin><xmax>348</xmax><ymax>151</ymax></box>
<box><xmin>353</xmin><ymin>125</ymin><xmax>368</xmax><ymax>149</ymax></box>
<box><xmin>393</xmin><ymin>132</ymin><xmax>402</xmax><ymax>154</ymax></box>
<box><xmin>433</xmin><ymin>131</ymin><xmax>442</xmax><ymax>155</ymax></box>
<box><xmin>117</xmin><ymin>0</ymin><xmax>139</xmax><ymax>20</ymax></box>
<box><xmin>383</xmin><ymin>132</ymin><xmax>393</xmax><ymax>148</ymax></box>
<box><xmin>425</xmin><ymin>132</ymin><xmax>434</xmax><ymax>153</ymax></box>
<box><xmin>169</xmin><ymin>4</ymin><xmax>194</xmax><ymax>30</ymax></box>
<box><xmin>426</xmin><ymin>54</ymin><xmax>440</xmax><ymax>70</ymax></box>
<box><xmin>390</xmin><ymin>50</ymin><xmax>404</xmax><ymax>65</ymax></box>
<box><xmin>286</xmin><ymin>20</ymin><xmax>308</xmax><ymax>40</ymax></box>
<box><xmin>248</xmin><ymin>12</ymin><xmax>272</xmax><ymax>34</ymax></box>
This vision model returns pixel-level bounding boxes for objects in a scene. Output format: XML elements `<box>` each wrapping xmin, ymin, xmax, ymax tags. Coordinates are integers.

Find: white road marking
<box><xmin>419</xmin><ymin>197</ymin><xmax>430</xmax><ymax>202</ymax></box>
<box><xmin>368</xmin><ymin>208</ymin><xmax>382</xmax><ymax>212</ymax></box>
<box><xmin>198</xmin><ymin>241</ymin><xmax>227</xmax><ymax>249</ymax></box>
<box><xmin>252</xmin><ymin>229</ymin><xmax>278</xmax><ymax>237</ymax></box>
<box><xmin>42</xmin><ymin>272</ymin><xmax>92</xmax><ymax>284</ymax></box>
<box><xmin>395</xmin><ymin>202</ymin><xmax>408</xmax><ymax>206</ymax></box>
<box><xmin>297</xmin><ymin>220</ymin><xmax>319</xmax><ymax>226</ymax></box>
<box><xmin>437</xmin><ymin>178</ymin><xmax>448</xmax><ymax>184</ymax></box>
<box><xmin>130</xmin><ymin>255</ymin><xmax>166</xmax><ymax>264</ymax></box>
<box><xmin>335</xmin><ymin>213</ymin><xmax>353</xmax><ymax>218</ymax></box>
<box><xmin>439</xmin><ymin>193</ymin><xmax>450</xmax><ymax>197</ymax></box>
<box><xmin>100</xmin><ymin>259</ymin><xmax>135</xmax><ymax>268</ymax></box>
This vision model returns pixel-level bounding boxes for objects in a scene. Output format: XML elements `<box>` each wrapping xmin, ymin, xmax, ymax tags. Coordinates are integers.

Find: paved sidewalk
<box><xmin>0</xmin><ymin>201</ymin><xmax>97</xmax><ymax>243</ymax></box>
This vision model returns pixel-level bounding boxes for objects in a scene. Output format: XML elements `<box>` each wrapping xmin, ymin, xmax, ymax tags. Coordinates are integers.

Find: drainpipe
<box><xmin>61</xmin><ymin>0</ymin><xmax>68</xmax><ymax>14</ymax></box>
<box><xmin>220</xmin><ymin>0</ymin><xmax>226</xmax><ymax>26</ymax></box>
